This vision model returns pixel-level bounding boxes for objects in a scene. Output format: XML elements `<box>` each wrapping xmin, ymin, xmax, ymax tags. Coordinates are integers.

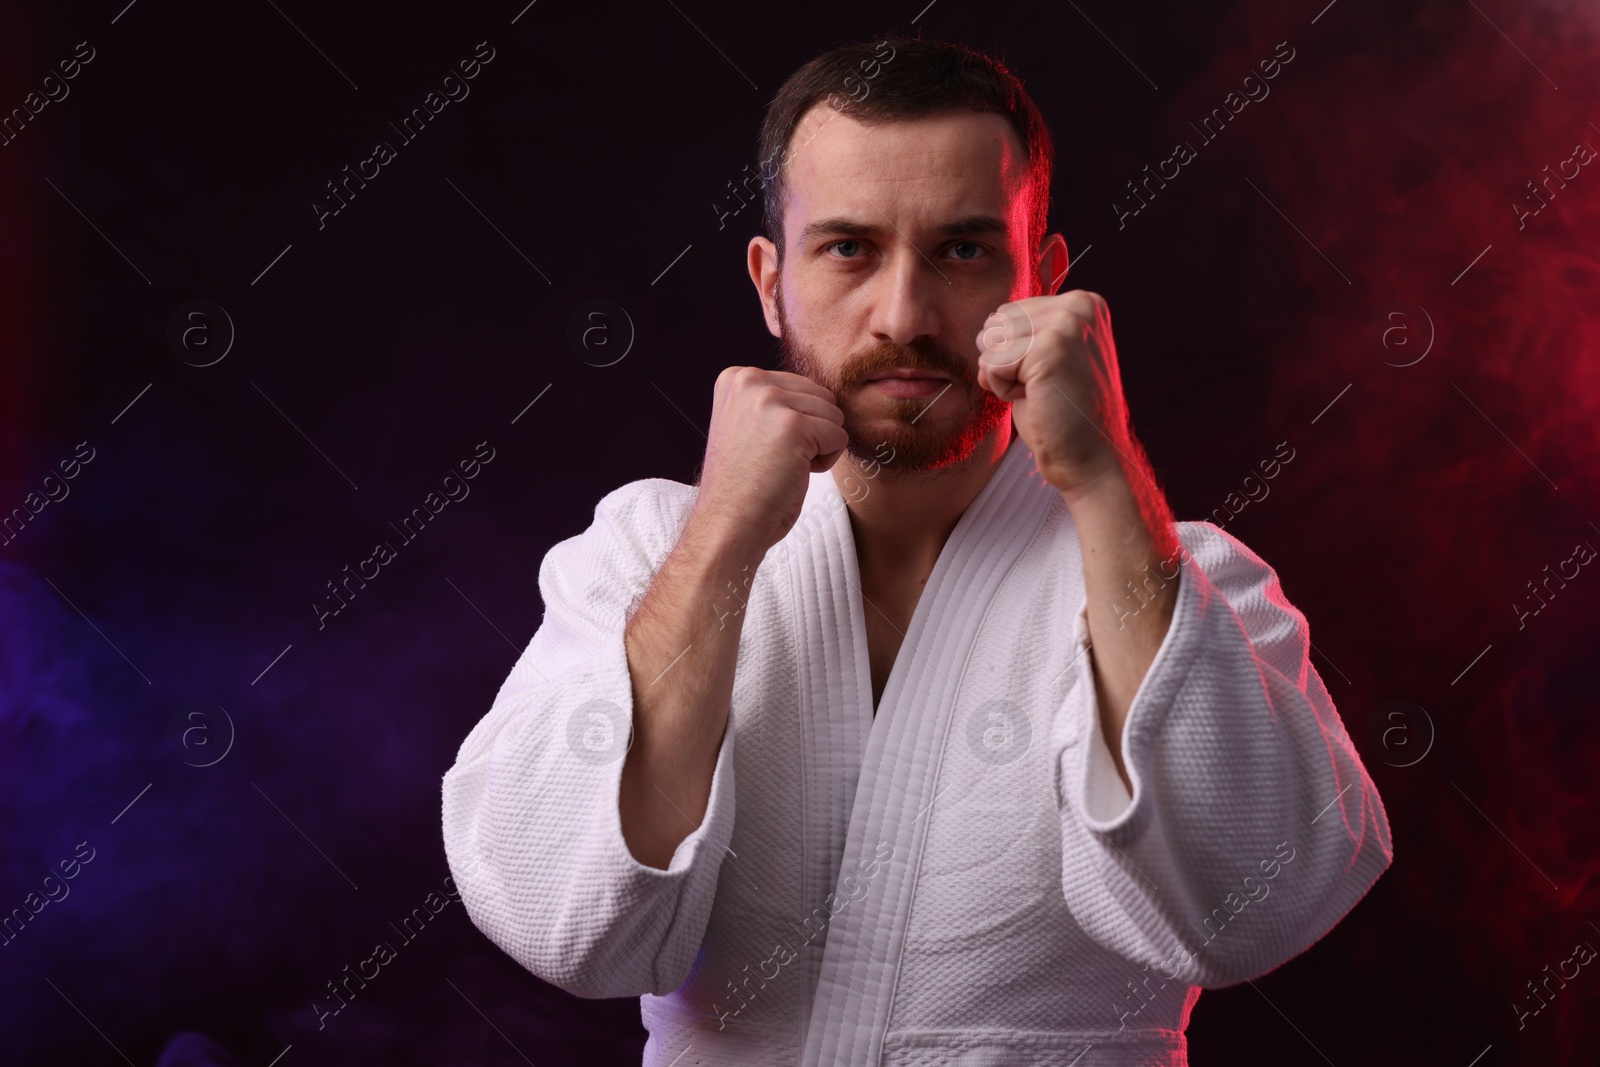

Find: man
<box><xmin>442</xmin><ymin>37</ymin><xmax>1392</xmax><ymax>1066</ymax></box>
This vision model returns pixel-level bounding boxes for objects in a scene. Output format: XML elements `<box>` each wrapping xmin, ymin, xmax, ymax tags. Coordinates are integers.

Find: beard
<box><xmin>774</xmin><ymin>289</ymin><xmax>1011</xmax><ymax>477</ymax></box>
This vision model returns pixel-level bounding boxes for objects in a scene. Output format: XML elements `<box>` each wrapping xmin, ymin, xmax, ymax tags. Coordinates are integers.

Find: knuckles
<box><xmin>723</xmin><ymin>365</ymin><xmax>760</xmax><ymax>389</ymax></box>
<box><xmin>1025</xmin><ymin>291</ymin><xmax>1111</xmax><ymax>342</ymax></box>
<box><xmin>984</xmin><ymin>290</ymin><xmax>1108</xmax><ymax>342</ymax></box>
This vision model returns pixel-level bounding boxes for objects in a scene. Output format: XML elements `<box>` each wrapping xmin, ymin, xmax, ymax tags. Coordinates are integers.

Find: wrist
<box><xmin>1056</xmin><ymin>459</ymin><xmax>1181</xmax><ymax>562</ymax></box>
<box><xmin>1054</xmin><ymin>460</ymin><xmax>1133</xmax><ymax>511</ymax></box>
<box><xmin>683</xmin><ymin>505</ymin><xmax>768</xmax><ymax>569</ymax></box>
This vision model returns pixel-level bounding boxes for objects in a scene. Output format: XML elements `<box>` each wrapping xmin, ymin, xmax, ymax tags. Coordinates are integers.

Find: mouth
<box><xmin>862</xmin><ymin>369</ymin><xmax>951</xmax><ymax>383</ymax></box>
<box><xmin>862</xmin><ymin>370</ymin><xmax>953</xmax><ymax>399</ymax></box>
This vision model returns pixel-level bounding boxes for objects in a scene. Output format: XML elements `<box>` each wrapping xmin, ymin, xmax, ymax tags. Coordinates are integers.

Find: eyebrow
<box><xmin>797</xmin><ymin>213</ymin><xmax>1010</xmax><ymax>246</ymax></box>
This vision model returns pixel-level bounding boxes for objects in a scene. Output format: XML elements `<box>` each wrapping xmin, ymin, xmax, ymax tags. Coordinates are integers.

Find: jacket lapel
<box><xmin>796</xmin><ymin>436</ymin><xmax>1060</xmax><ymax>1064</ymax></box>
<box><xmin>772</xmin><ymin>466</ymin><xmax>876</xmax><ymax>1040</ymax></box>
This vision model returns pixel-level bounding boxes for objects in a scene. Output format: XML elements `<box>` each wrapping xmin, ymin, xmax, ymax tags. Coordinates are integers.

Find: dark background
<box><xmin>3</xmin><ymin>0</ymin><xmax>1597</xmax><ymax>1064</ymax></box>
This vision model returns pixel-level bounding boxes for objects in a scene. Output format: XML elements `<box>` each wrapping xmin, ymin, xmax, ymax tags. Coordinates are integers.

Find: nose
<box><xmin>867</xmin><ymin>244</ymin><xmax>944</xmax><ymax>351</ymax></box>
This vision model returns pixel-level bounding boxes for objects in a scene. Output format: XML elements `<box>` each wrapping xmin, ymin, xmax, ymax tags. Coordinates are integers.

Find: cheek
<box><xmin>1008</xmin><ymin>258</ymin><xmax>1037</xmax><ymax>301</ymax></box>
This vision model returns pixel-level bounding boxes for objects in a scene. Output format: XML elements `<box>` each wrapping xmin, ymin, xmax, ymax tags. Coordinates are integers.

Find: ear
<box><xmin>1036</xmin><ymin>233</ymin><xmax>1069</xmax><ymax>296</ymax></box>
<box><xmin>748</xmin><ymin>236</ymin><xmax>783</xmax><ymax>337</ymax></box>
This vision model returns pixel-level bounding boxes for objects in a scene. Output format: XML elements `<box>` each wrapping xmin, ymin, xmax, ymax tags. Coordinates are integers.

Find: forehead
<box><xmin>782</xmin><ymin>103</ymin><xmax>1031</xmax><ymax>239</ymax></box>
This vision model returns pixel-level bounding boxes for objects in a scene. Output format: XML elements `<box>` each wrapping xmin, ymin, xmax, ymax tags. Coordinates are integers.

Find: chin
<box><xmin>842</xmin><ymin>393</ymin><xmax>1009</xmax><ymax>473</ymax></box>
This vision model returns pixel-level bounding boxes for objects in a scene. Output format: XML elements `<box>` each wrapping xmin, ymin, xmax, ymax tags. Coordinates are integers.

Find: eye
<box><xmin>947</xmin><ymin>241</ymin><xmax>988</xmax><ymax>261</ymax></box>
<box><xmin>825</xmin><ymin>239</ymin><xmax>867</xmax><ymax>258</ymax></box>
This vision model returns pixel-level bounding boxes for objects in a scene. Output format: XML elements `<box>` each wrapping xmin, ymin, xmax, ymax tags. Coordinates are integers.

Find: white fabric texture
<box><xmin>441</xmin><ymin>434</ymin><xmax>1393</xmax><ymax>1066</ymax></box>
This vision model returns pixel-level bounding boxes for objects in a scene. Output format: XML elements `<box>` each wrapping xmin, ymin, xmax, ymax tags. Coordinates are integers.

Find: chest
<box><xmin>860</xmin><ymin>575</ymin><xmax>930</xmax><ymax>713</ymax></box>
<box><xmin>708</xmin><ymin>519</ymin><xmax>1110</xmax><ymax>1042</ymax></box>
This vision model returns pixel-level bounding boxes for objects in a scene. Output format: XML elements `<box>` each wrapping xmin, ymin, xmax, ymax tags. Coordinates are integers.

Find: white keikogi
<box><xmin>440</xmin><ymin>434</ymin><xmax>1393</xmax><ymax>1066</ymax></box>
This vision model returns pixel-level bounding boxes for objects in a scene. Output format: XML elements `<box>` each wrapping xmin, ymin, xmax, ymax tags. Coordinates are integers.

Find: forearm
<box><xmin>620</xmin><ymin>507</ymin><xmax>762</xmax><ymax>870</ymax></box>
<box><xmin>1062</xmin><ymin>457</ymin><xmax>1182</xmax><ymax>790</ymax></box>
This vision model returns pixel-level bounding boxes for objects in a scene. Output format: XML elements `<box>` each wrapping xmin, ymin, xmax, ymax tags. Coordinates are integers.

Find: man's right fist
<box><xmin>689</xmin><ymin>366</ymin><xmax>850</xmax><ymax>558</ymax></box>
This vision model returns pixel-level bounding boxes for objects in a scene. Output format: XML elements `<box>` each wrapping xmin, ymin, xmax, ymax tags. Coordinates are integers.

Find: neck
<box><xmin>835</xmin><ymin>415</ymin><xmax>1015</xmax><ymax>580</ymax></box>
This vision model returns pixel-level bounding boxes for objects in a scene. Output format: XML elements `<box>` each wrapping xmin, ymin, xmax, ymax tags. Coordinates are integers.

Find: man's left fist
<box><xmin>975</xmin><ymin>290</ymin><xmax>1133</xmax><ymax>497</ymax></box>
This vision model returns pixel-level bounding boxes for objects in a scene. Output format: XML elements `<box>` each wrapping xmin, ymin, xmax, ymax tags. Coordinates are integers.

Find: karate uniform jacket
<box><xmin>440</xmin><ymin>435</ymin><xmax>1393</xmax><ymax>1066</ymax></box>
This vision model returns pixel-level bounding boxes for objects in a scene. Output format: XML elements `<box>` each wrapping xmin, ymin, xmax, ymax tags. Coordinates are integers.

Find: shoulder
<box><xmin>591</xmin><ymin>476</ymin><xmax>699</xmax><ymax>557</ymax></box>
<box><xmin>1173</xmin><ymin>519</ymin><xmax>1309</xmax><ymax>666</ymax></box>
<box><xmin>540</xmin><ymin>476</ymin><xmax>698</xmax><ymax>591</ymax></box>
<box><xmin>1174</xmin><ymin>519</ymin><xmax>1277</xmax><ymax>583</ymax></box>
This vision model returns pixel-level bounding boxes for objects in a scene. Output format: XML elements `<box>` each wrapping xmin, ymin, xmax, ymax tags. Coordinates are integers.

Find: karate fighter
<box><xmin>442</xmin><ymin>36</ymin><xmax>1393</xmax><ymax>1066</ymax></box>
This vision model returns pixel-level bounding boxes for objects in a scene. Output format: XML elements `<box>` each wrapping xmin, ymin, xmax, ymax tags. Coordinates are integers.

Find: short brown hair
<box><xmin>756</xmin><ymin>36</ymin><xmax>1054</xmax><ymax>264</ymax></box>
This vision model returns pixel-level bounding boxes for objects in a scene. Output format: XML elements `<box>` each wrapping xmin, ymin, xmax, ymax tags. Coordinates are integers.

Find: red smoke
<box><xmin>1156</xmin><ymin>0</ymin><xmax>1600</xmax><ymax>1061</ymax></box>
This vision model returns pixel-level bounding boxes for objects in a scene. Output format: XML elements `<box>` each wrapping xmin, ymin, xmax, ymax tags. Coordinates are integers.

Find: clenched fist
<box><xmin>975</xmin><ymin>290</ymin><xmax>1135</xmax><ymax>497</ymax></box>
<box><xmin>690</xmin><ymin>366</ymin><xmax>851</xmax><ymax>556</ymax></box>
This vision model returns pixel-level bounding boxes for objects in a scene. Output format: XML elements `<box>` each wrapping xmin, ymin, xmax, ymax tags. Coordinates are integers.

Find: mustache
<box><xmin>840</xmin><ymin>341</ymin><xmax>973</xmax><ymax>388</ymax></box>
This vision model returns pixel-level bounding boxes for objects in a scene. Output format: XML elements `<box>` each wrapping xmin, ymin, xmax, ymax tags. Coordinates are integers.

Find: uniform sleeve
<box><xmin>1055</xmin><ymin>519</ymin><xmax>1393</xmax><ymax>987</ymax></box>
<box><xmin>440</xmin><ymin>480</ymin><xmax>737</xmax><ymax>999</ymax></box>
